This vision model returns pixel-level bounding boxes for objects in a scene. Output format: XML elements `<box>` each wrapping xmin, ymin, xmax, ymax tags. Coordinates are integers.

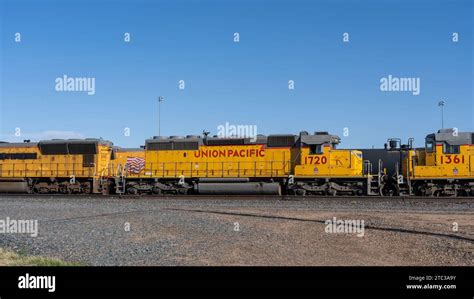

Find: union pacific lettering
<box><xmin>194</xmin><ymin>148</ymin><xmax>265</xmax><ymax>158</ymax></box>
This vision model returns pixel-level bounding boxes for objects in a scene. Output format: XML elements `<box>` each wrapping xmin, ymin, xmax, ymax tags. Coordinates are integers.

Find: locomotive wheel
<box><xmin>127</xmin><ymin>187</ymin><xmax>138</xmax><ymax>195</ymax></box>
<box><xmin>82</xmin><ymin>184</ymin><xmax>91</xmax><ymax>194</ymax></box>
<box><xmin>380</xmin><ymin>185</ymin><xmax>395</xmax><ymax>197</ymax></box>
<box><xmin>59</xmin><ymin>184</ymin><xmax>69</xmax><ymax>194</ymax></box>
<box><xmin>152</xmin><ymin>186</ymin><xmax>161</xmax><ymax>195</ymax></box>
<box><xmin>296</xmin><ymin>189</ymin><xmax>306</xmax><ymax>196</ymax></box>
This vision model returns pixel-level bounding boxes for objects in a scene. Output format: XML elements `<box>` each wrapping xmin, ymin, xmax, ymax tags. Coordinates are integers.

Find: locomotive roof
<box><xmin>0</xmin><ymin>142</ymin><xmax>38</xmax><ymax>148</ymax></box>
<box><xmin>145</xmin><ymin>135</ymin><xmax>268</xmax><ymax>145</ymax></box>
<box><xmin>428</xmin><ymin>129</ymin><xmax>473</xmax><ymax>145</ymax></box>
<box><xmin>38</xmin><ymin>138</ymin><xmax>113</xmax><ymax>146</ymax></box>
<box><xmin>145</xmin><ymin>131</ymin><xmax>340</xmax><ymax>148</ymax></box>
<box><xmin>114</xmin><ymin>147</ymin><xmax>144</xmax><ymax>152</ymax></box>
<box><xmin>0</xmin><ymin>139</ymin><xmax>114</xmax><ymax>149</ymax></box>
<box><xmin>299</xmin><ymin>132</ymin><xmax>341</xmax><ymax>145</ymax></box>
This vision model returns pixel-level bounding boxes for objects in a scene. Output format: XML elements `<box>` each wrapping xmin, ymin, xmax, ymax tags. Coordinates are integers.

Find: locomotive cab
<box><xmin>403</xmin><ymin>128</ymin><xmax>474</xmax><ymax>196</ymax></box>
<box><xmin>290</xmin><ymin>131</ymin><xmax>365</xmax><ymax>196</ymax></box>
<box><xmin>294</xmin><ymin>131</ymin><xmax>363</xmax><ymax>177</ymax></box>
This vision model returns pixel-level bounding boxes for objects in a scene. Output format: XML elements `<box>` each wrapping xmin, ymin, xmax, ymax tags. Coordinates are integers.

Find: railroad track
<box><xmin>117</xmin><ymin>195</ymin><xmax>474</xmax><ymax>202</ymax></box>
<box><xmin>1</xmin><ymin>193</ymin><xmax>474</xmax><ymax>201</ymax></box>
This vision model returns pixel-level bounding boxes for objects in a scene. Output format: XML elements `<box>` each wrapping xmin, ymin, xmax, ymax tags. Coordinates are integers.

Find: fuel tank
<box><xmin>0</xmin><ymin>180</ymin><xmax>30</xmax><ymax>193</ymax></box>
<box><xmin>195</xmin><ymin>182</ymin><xmax>281</xmax><ymax>195</ymax></box>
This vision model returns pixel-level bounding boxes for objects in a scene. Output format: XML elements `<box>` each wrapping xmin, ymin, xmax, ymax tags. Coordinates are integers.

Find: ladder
<box><xmin>364</xmin><ymin>160</ymin><xmax>382</xmax><ymax>196</ymax></box>
<box><xmin>115</xmin><ymin>164</ymin><xmax>126</xmax><ymax>194</ymax></box>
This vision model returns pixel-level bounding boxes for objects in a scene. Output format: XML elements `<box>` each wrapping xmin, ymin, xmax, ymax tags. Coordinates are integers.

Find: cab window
<box><xmin>443</xmin><ymin>143</ymin><xmax>460</xmax><ymax>154</ymax></box>
<box><xmin>426</xmin><ymin>141</ymin><xmax>434</xmax><ymax>152</ymax></box>
<box><xmin>309</xmin><ymin>144</ymin><xmax>323</xmax><ymax>155</ymax></box>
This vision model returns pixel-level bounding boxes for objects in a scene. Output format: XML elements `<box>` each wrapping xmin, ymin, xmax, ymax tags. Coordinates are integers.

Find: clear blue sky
<box><xmin>1</xmin><ymin>0</ymin><xmax>473</xmax><ymax>148</ymax></box>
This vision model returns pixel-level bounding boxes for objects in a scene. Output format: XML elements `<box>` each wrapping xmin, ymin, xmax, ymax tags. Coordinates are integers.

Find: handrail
<box><xmin>0</xmin><ymin>162</ymin><xmax>97</xmax><ymax>178</ymax></box>
<box><xmin>0</xmin><ymin>160</ymin><xmax>292</xmax><ymax>178</ymax></box>
<box><xmin>107</xmin><ymin>160</ymin><xmax>292</xmax><ymax>178</ymax></box>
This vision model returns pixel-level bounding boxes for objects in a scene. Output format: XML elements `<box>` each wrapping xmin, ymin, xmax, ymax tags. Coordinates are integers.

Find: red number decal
<box><xmin>443</xmin><ymin>155</ymin><xmax>464</xmax><ymax>164</ymax></box>
<box><xmin>305</xmin><ymin>156</ymin><xmax>327</xmax><ymax>164</ymax></box>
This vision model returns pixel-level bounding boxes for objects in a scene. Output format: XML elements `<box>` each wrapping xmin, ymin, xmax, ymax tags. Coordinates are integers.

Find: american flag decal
<box><xmin>126</xmin><ymin>157</ymin><xmax>145</xmax><ymax>174</ymax></box>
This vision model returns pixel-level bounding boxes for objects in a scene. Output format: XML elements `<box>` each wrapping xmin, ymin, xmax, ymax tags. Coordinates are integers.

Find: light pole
<box><xmin>438</xmin><ymin>100</ymin><xmax>445</xmax><ymax>129</ymax></box>
<box><xmin>158</xmin><ymin>96</ymin><xmax>164</xmax><ymax>136</ymax></box>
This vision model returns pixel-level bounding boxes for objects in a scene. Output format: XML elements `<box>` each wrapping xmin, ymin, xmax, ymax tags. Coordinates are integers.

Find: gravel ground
<box><xmin>0</xmin><ymin>196</ymin><xmax>472</xmax><ymax>266</ymax></box>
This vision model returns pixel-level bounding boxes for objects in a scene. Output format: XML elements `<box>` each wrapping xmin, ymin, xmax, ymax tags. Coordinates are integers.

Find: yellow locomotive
<box><xmin>113</xmin><ymin>131</ymin><xmax>367</xmax><ymax>196</ymax></box>
<box><xmin>363</xmin><ymin>128</ymin><xmax>474</xmax><ymax>197</ymax></box>
<box><xmin>402</xmin><ymin>129</ymin><xmax>474</xmax><ymax>196</ymax></box>
<box><xmin>1</xmin><ymin>129</ymin><xmax>471</xmax><ymax>196</ymax></box>
<box><xmin>112</xmin><ymin>134</ymin><xmax>292</xmax><ymax>195</ymax></box>
<box><xmin>292</xmin><ymin>132</ymin><xmax>366</xmax><ymax>195</ymax></box>
<box><xmin>0</xmin><ymin>139</ymin><xmax>113</xmax><ymax>193</ymax></box>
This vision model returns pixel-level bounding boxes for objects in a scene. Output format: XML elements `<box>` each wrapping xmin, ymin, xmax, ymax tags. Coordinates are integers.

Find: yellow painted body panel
<box><xmin>108</xmin><ymin>150</ymin><xmax>145</xmax><ymax>176</ymax></box>
<box><xmin>403</xmin><ymin>144</ymin><xmax>474</xmax><ymax>179</ymax></box>
<box><xmin>294</xmin><ymin>146</ymin><xmax>364</xmax><ymax>177</ymax></box>
<box><xmin>127</xmin><ymin>145</ymin><xmax>291</xmax><ymax>178</ymax></box>
<box><xmin>0</xmin><ymin>144</ymin><xmax>112</xmax><ymax>179</ymax></box>
<box><xmin>114</xmin><ymin>151</ymin><xmax>145</xmax><ymax>165</ymax></box>
<box><xmin>96</xmin><ymin>144</ymin><xmax>114</xmax><ymax>177</ymax></box>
